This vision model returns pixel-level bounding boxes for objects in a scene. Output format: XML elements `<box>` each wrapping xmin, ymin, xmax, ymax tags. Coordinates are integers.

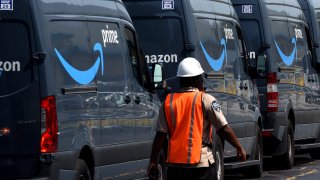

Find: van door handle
<box><xmin>308</xmin><ymin>76</ymin><xmax>312</xmax><ymax>82</ymax></box>
<box><xmin>62</xmin><ymin>86</ymin><xmax>97</xmax><ymax>94</ymax></box>
<box><xmin>244</xmin><ymin>84</ymin><xmax>248</xmax><ymax>91</ymax></box>
<box><xmin>239</xmin><ymin>83</ymin><xmax>243</xmax><ymax>90</ymax></box>
<box><xmin>124</xmin><ymin>95</ymin><xmax>131</xmax><ymax>104</ymax></box>
<box><xmin>134</xmin><ymin>96</ymin><xmax>141</xmax><ymax>104</ymax></box>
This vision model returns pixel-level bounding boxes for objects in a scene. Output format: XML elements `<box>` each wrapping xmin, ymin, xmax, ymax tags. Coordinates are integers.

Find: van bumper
<box><xmin>0</xmin><ymin>151</ymin><xmax>78</xmax><ymax>179</ymax></box>
<box><xmin>32</xmin><ymin>163</ymin><xmax>76</xmax><ymax>180</ymax></box>
<box><xmin>33</xmin><ymin>151</ymin><xmax>78</xmax><ymax>180</ymax></box>
<box><xmin>261</xmin><ymin>111</ymin><xmax>288</xmax><ymax>156</ymax></box>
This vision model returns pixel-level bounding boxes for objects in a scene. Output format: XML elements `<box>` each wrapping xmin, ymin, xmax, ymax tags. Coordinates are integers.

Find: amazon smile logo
<box><xmin>275</xmin><ymin>37</ymin><xmax>297</xmax><ymax>66</ymax></box>
<box><xmin>55</xmin><ymin>43</ymin><xmax>104</xmax><ymax>85</ymax></box>
<box><xmin>200</xmin><ymin>38</ymin><xmax>227</xmax><ymax>71</ymax></box>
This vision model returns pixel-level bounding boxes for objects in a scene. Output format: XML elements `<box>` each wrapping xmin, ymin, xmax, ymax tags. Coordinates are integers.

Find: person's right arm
<box><xmin>217</xmin><ymin>125</ymin><xmax>246</xmax><ymax>161</ymax></box>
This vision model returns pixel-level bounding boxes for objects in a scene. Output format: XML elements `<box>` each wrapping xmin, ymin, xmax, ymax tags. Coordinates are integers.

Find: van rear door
<box><xmin>124</xmin><ymin>0</ymin><xmax>187</xmax><ymax>93</ymax></box>
<box><xmin>0</xmin><ymin>1</ymin><xmax>40</xmax><ymax>178</ymax></box>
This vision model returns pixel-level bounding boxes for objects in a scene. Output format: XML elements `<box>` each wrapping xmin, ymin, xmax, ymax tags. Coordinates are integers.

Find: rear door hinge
<box><xmin>33</xmin><ymin>52</ymin><xmax>46</xmax><ymax>62</ymax></box>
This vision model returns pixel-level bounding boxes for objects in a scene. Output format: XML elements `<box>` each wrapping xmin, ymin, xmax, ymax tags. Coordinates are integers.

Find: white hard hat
<box><xmin>177</xmin><ymin>57</ymin><xmax>204</xmax><ymax>77</ymax></box>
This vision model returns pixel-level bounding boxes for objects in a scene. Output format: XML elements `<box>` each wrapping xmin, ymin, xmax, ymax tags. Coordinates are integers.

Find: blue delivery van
<box><xmin>0</xmin><ymin>0</ymin><xmax>160</xmax><ymax>179</ymax></box>
<box><xmin>231</xmin><ymin>0</ymin><xmax>320</xmax><ymax>169</ymax></box>
<box><xmin>123</xmin><ymin>0</ymin><xmax>263</xmax><ymax>178</ymax></box>
<box><xmin>297</xmin><ymin>0</ymin><xmax>320</xmax><ymax>159</ymax></box>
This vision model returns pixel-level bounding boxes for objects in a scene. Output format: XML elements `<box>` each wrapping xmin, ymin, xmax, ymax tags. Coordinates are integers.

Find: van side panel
<box><xmin>0</xmin><ymin>0</ymin><xmax>41</xmax><ymax>178</ymax></box>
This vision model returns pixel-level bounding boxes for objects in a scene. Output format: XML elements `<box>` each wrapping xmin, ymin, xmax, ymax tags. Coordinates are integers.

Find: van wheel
<box><xmin>75</xmin><ymin>159</ymin><xmax>91</xmax><ymax>180</ymax></box>
<box><xmin>275</xmin><ymin>122</ymin><xmax>295</xmax><ymax>169</ymax></box>
<box><xmin>213</xmin><ymin>137</ymin><xmax>224</xmax><ymax>180</ymax></box>
<box><xmin>243</xmin><ymin>128</ymin><xmax>263</xmax><ymax>178</ymax></box>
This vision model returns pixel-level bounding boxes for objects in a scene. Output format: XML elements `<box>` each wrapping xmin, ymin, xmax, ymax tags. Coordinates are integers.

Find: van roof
<box><xmin>232</xmin><ymin>0</ymin><xmax>307</xmax><ymax>23</ymax></box>
<box><xmin>189</xmin><ymin>0</ymin><xmax>239</xmax><ymax>23</ymax></box>
<box><xmin>37</xmin><ymin>0</ymin><xmax>131</xmax><ymax>22</ymax></box>
<box><xmin>268</xmin><ymin>0</ymin><xmax>306</xmax><ymax>22</ymax></box>
<box><xmin>123</xmin><ymin>0</ymin><xmax>239</xmax><ymax>24</ymax></box>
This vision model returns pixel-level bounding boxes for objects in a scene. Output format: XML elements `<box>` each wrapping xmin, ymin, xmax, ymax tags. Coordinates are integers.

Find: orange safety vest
<box><xmin>164</xmin><ymin>91</ymin><xmax>204</xmax><ymax>164</ymax></box>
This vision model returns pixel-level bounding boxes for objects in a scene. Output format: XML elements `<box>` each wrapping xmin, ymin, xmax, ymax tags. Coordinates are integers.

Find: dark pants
<box><xmin>167</xmin><ymin>164</ymin><xmax>214</xmax><ymax>180</ymax></box>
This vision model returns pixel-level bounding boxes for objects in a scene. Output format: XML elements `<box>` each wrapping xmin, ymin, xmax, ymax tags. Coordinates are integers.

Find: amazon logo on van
<box><xmin>200</xmin><ymin>38</ymin><xmax>227</xmax><ymax>71</ymax></box>
<box><xmin>274</xmin><ymin>28</ymin><xmax>303</xmax><ymax>66</ymax></box>
<box><xmin>0</xmin><ymin>61</ymin><xmax>21</xmax><ymax>77</ymax></box>
<box><xmin>102</xmin><ymin>25</ymin><xmax>119</xmax><ymax>47</ymax></box>
<box><xmin>275</xmin><ymin>37</ymin><xmax>297</xmax><ymax>66</ymax></box>
<box><xmin>55</xmin><ymin>43</ymin><xmax>104</xmax><ymax>85</ymax></box>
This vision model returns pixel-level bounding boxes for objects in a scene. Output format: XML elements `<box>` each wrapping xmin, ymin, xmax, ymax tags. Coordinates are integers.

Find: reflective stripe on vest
<box><xmin>164</xmin><ymin>91</ymin><xmax>204</xmax><ymax>164</ymax></box>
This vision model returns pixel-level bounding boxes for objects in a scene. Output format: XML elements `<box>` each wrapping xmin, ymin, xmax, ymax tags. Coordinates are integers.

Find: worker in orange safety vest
<box><xmin>147</xmin><ymin>57</ymin><xmax>246</xmax><ymax>180</ymax></box>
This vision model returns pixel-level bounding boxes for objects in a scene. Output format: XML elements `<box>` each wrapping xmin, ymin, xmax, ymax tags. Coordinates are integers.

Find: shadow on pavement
<box><xmin>224</xmin><ymin>154</ymin><xmax>318</xmax><ymax>180</ymax></box>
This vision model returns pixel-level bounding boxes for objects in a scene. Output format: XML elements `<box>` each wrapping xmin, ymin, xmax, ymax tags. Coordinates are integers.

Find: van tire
<box><xmin>75</xmin><ymin>159</ymin><xmax>91</xmax><ymax>180</ymax></box>
<box><xmin>275</xmin><ymin>121</ymin><xmax>295</xmax><ymax>169</ymax></box>
<box><xmin>213</xmin><ymin>136</ymin><xmax>224</xmax><ymax>180</ymax></box>
<box><xmin>243</xmin><ymin>127</ymin><xmax>263</xmax><ymax>178</ymax></box>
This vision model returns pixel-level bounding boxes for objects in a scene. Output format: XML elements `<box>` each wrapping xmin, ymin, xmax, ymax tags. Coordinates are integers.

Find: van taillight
<box><xmin>267</xmin><ymin>73</ymin><xmax>278</xmax><ymax>112</ymax></box>
<box><xmin>41</xmin><ymin>96</ymin><xmax>58</xmax><ymax>153</ymax></box>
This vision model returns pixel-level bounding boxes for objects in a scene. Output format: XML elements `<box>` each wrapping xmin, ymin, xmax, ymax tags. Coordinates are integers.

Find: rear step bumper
<box><xmin>224</xmin><ymin>160</ymin><xmax>260</xmax><ymax>170</ymax></box>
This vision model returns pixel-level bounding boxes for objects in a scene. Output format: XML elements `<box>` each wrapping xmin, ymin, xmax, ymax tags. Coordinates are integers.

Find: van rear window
<box><xmin>0</xmin><ymin>22</ymin><xmax>32</xmax><ymax>96</ymax></box>
<box><xmin>132</xmin><ymin>18</ymin><xmax>184</xmax><ymax>80</ymax></box>
<box><xmin>239</xmin><ymin>20</ymin><xmax>261</xmax><ymax>56</ymax></box>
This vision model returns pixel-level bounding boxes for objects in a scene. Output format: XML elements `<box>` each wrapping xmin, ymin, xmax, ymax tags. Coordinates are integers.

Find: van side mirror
<box><xmin>153</xmin><ymin>63</ymin><xmax>164</xmax><ymax>89</ymax></box>
<box><xmin>257</xmin><ymin>55</ymin><xmax>267</xmax><ymax>77</ymax></box>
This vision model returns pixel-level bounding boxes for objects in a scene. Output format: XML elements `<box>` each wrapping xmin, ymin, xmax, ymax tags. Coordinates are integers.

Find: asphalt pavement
<box><xmin>225</xmin><ymin>154</ymin><xmax>320</xmax><ymax>180</ymax></box>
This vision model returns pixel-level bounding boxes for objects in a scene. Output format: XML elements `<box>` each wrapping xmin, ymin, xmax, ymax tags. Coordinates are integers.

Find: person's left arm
<box><xmin>147</xmin><ymin>104</ymin><xmax>168</xmax><ymax>179</ymax></box>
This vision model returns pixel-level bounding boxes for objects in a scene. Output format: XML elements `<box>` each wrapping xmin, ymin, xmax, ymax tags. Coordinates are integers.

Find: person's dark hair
<box><xmin>179</xmin><ymin>74</ymin><xmax>204</xmax><ymax>90</ymax></box>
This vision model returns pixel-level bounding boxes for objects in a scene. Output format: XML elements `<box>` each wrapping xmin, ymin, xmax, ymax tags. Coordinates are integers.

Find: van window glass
<box><xmin>0</xmin><ymin>22</ymin><xmax>32</xmax><ymax>96</ymax></box>
<box><xmin>216</xmin><ymin>20</ymin><xmax>241</xmax><ymax>76</ymax></box>
<box><xmin>288</xmin><ymin>23</ymin><xmax>307</xmax><ymax>85</ymax></box>
<box><xmin>239</xmin><ymin>20</ymin><xmax>261</xmax><ymax>58</ymax></box>
<box><xmin>196</xmin><ymin>18</ymin><xmax>225</xmax><ymax>92</ymax></box>
<box><xmin>236</xmin><ymin>27</ymin><xmax>244</xmax><ymax>55</ymax></box>
<box><xmin>236</xmin><ymin>26</ymin><xmax>248</xmax><ymax>75</ymax></box>
<box><xmin>124</xmin><ymin>27</ymin><xmax>146</xmax><ymax>88</ymax></box>
<box><xmin>304</xmin><ymin>27</ymin><xmax>313</xmax><ymax>73</ymax></box>
<box><xmin>86</xmin><ymin>22</ymin><xmax>126</xmax><ymax>91</ymax></box>
<box><xmin>136</xmin><ymin>38</ymin><xmax>153</xmax><ymax>89</ymax></box>
<box><xmin>270</xmin><ymin>20</ymin><xmax>292</xmax><ymax>68</ymax></box>
<box><xmin>288</xmin><ymin>23</ymin><xmax>308</xmax><ymax>63</ymax></box>
<box><xmin>50</xmin><ymin>21</ymin><xmax>95</xmax><ymax>87</ymax></box>
<box><xmin>196</xmin><ymin>18</ymin><xmax>223</xmax><ymax>73</ymax></box>
<box><xmin>132</xmin><ymin>18</ymin><xmax>183</xmax><ymax>80</ymax></box>
<box><xmin>217</xmin><ymin>20</ymin><xmax>241</xmax><ymax>95</ymax></box>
